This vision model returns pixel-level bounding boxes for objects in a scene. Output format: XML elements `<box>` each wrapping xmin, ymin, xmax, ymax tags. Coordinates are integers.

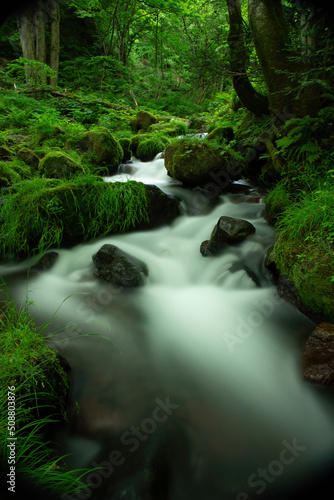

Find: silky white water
<box><xmin>2</xmin><ymin>155</ymin><xmax>334</xmax><ymax>498</ymax></box>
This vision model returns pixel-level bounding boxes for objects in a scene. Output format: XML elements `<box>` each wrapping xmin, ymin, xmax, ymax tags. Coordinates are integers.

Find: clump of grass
<box><xmin>264</xmin><ymin>180</ymin><xmax>292</xmax><ymax>222</ymax></box>
<box><xmin>0</xmin><ymin>175</ymin><xmax>149</xmax><ymax>259</ymax></box>
<box><xmin>0</xmin><ymin>280</ymin><xmax>95</xmax><ymax>497</ymax></box>
<box><xmin>272</xmin><ymin>187</ymin><xmax>334</xmax><ymax>321</ymax></box>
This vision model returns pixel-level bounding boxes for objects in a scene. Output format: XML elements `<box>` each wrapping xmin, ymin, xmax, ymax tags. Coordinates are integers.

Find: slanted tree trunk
<box><xmin>226</xmin><ymin>0</ymin><xmax>269</xmax><ymax>116</ymax></box>
<box><xmin>49</xmin><ymin>0</ymin><xmax>60</xmax><ymax>87</ymax></box>
<box><xmin>248</xmin><ymin>0</ymin><xmax>319</xmax><ymax>125</ymax></box>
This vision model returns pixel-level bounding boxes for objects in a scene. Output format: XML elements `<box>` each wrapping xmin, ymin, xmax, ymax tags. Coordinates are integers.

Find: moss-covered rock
<box><xmin>266</xmin><ymin>239</ymin><xmax>334</xmax><ymax>323</ymax></box>
<box><xmin>130</xmin><ymin>110</ymin><xmax>157</xmax><ymax>132</ymax></box>
<box><xmin>136</xmin><ymin>137</ymin><xmax>165</xmax><ymax>162</ymax></box>
<box><xmin>68</xmin><ymin>127</ymin><xmax>123</xmax><ymax>174</ymax></box>
<box><xmin>17</xmin><ymin>147</ymin><xmax>40</xmax><ymax>168</ymax></box>
<box><xmin>0</xmin><ymin>176</ymin><xmax>180</xmax><ymax>259</ymax></box>
<box><xmin>130</xmin><ymin>133</ymin><xmax>148</xmax><ymax>156</ymax></box>
<box><xmin>39</xmin><ymin>151</ymin><xmax>84</xmax><ymax>179</ymax></box>
<box><xmin>164</xmin><ymin>137</ymin><xmax>243</xmax><ymax>186</ymax></box>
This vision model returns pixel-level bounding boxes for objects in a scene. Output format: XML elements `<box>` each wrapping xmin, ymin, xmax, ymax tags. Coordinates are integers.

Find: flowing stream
<box><xmin>1</xmin><ymin>154</ymin><xmax>334</xmax><ymax>499</ymax></box>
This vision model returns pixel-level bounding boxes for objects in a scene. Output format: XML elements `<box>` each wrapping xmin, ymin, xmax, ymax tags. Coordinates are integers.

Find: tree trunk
<box><xmin>34</xmin><ymin>3</ymin><xmax>47</xmax><ymax>84</ymax></box>
<box><xmin>16</xmin><ymin>2</ymin><xmax>36</xmax><ymax>83</ymax></box>
<box><xmin>226</xmin><ymin>0</ymin><xmax>269</xmax><ymax>116</ymax></box>
<box><xmin>248</xmin><ymin>0</ymin><xmax>319</xmax><ymax>124</ymax></box>
<box><xmin>49</xmin><ymin>0</ymin><xmax>60</xmax><ymax>87</ymax></box>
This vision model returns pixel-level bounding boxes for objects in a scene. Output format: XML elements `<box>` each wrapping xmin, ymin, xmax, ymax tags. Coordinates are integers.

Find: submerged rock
<box><xmin>201</xmin><ymin>216</ymin><xmax>256</xmax><ymax>256</ymax></box>
<box><xmin>34</xmin><ymin>251</ymin><xmax>59</xmax><ymax>270</ymax></box>
<box><xmin>93</xmin><ymin>244</ymin><xmax>148</xmax><ymax>287</ymax></box>
<box><xmin>303</xmin><ymin>323</ymin><xmax>334</xmax><ymax>387</ymax></box>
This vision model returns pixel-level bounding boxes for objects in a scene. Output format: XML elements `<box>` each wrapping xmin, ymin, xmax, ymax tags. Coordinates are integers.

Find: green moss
<box><xmin>67</xmin><ymin>127</ymin><xmax>123</xmax><ymax>174</ymax></box>
<box><xmin>0</xmin><ymin>159</ymin><xmax>31</xmax><ymax>187</ymax></box>
<box><xmin>272</xmin><ymin>187</ymin><xmax>334</xmax><ymax>321</ymax></box>
<box><xmin>0</xmin><ymin>176</ymin><xmax>149</xmax><ymax>259</ymax></box>
<box><xmin>164</xmin><ymin>136</ymin><xmax>244</xmax><ymax>185</ymax></box>
<box><xmin>136</xmin><ymin>137</ymin><xmax>164</xmax><ymax>162</ymax></box>
<box><xmin>130</xmin><ymin>133</ymin><xmax>148</xmax><ymax>155</ymax></box>
<box><xmin>130</xmin><ymin>110</ymin><xmax>157</xmax><ymax>132</ymax></box>
<box><xmin>39</xmin><ymin>150</ymin><xmax>85</xmax><ymax>179</ymax></box>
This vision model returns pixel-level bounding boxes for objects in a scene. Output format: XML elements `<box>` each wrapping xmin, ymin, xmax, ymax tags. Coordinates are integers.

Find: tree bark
<box><xmin>16</xmin><ymin>2</ymin><xmax>36</xmax><ymax>83</ymax></box>
<box><xmin>226</xmin><ymin>0</ymin><xmax>269</xmax><ymax>116</ymax></box>
<box><xmin>248</xmin><ymin>0</ymin><xmax>319</xmax><ymax>124</ymax></box>
<box><xmin>49</xmin><ymin>0</ymin><xmax>60</xmax><ymax>87</ymax></box>
<box><xmin>34</xmin><ymin>2</ymin><xmax>47</xmax><ymax>84</ymax></box>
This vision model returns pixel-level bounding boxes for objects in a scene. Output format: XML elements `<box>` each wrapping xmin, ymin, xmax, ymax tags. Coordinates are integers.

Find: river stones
<box><xmin>93</xmin><ymin>244</ymin><xmax>148</xmax><ymax>287</ymax></box>
<box><xmin>200</xmin><ymin>216</ymin><xmax>256</xmax><ymax>256</ymax></box>
<box><xmin>303</xmin><ymin>322</ymin><xmax>334</xmax><ymax>387</ymax></box>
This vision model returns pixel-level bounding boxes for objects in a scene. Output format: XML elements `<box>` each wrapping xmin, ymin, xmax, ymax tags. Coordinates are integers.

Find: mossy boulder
<box><xmin>130</xmin><ymin>133</ymin><xmax>149</xmax><ymax>156</ymax></box>
<box><xmin>136</xmin><ymin>137</ymin><xmax>165</xmax><ymax>162</ymax></box>
<box><xmin>17</xmin><ymin>147</ymin><xmax>40</xmax><ymax>168</ymax></box>
<box><xmin>164</xmin><ymin>137</ymin><xmax>243</xmax><ymax>186</ymax></box>
<box><xmin>130</xmin><ymin>110</ymin><xmax>157</xmax><ymax>132</ymax></box>
<box><xmin>39</xmin><ymin>151</ymin><xmax>84</xmax><ymax>179</ymax></box>
<box><xmin>0</xmin><ymin>176</ymin><xmax>180</xmax><ymax>260</ymax></box>
<box><xmin>266</xmin><ymin>240</ymin><xmax>334</xmax><ymax>323</ymax></box>
<box><xmin>68</xmin><ymin>127</ymin><xmax>123</xmax><ymax>174</ymax></box>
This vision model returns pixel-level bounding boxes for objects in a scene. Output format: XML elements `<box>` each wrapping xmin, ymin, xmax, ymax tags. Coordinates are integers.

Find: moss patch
<box><xmin>39</xmin><ymin>150</ymin><xmax>85</xmax><ymax>179</ymax></box>
<box><xmin>0</xmin><ymin>176</ymin><xmax>150</xmax><ymax>259</ymax></box>
<box><xmin>136</xmin><ymin>137</ymin><xmax>165</xmax><ymax>162</ymax></box>
<box><xmin>67</xmin><ymin>127</ymin><xmax>123</xmax><ymax>174</ymax></box>
<box><xmin>164</xmin><ymin>136</ymin><xmax>244</xmax><ymax>186</ymax></box>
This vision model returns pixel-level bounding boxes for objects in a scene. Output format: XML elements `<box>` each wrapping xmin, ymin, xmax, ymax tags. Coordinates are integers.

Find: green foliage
<box><xmin>0</xmin><ymin>159</ymin><xmax>32</xmax><ymax>188</ymax></box>
<box><xmin>0</xmin><ymin>283</ymin><xmax>95</xmax><ymax>496</ymax></box>
<box><xmin>0</xmin><ymin>176</ymin><xmax>149</xmax><ymax>259</ymax></box>
<box><xmin>136</xmin><ymin>137</ymin><xmax>165</xmax><ymax>162</ymax></box>
<box><xmin>264</xmin><ymin>180</ymin><xmax>292</xmax><ymax>222</ymax></box>
<box><xmin>6</xmin><ymin>57</ymin><xmax>57</xmax><ymax>87</ymax></box>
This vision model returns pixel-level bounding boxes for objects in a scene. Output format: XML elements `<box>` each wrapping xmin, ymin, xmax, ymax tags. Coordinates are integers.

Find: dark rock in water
<box><xmin>201</xmin><ymin>216</ymin><xmax>256</xmax><ymax>256</ymax></box>
<box><xmin>34</xmin><ymin>251</ymin><xmax>59</xmax><ymax>270</ymax></box>
<box><xmin>142</xmin><ymin>184</ymin><xmax>181</xmax><ymax>229</ymax></box>
<box><xmin>200</xmin><ymin>240</ymin><xmax>220</xmax><ymax>257</ymax></box>
<box><xmin>303</xmin><ymin>323</ymin><xmax>334</xmax><ymax>387</ymax></box>
<box><xmin>93</xmin><ymin>244</ymin><xmax>148</xmax><ymax>287</ymax></box>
